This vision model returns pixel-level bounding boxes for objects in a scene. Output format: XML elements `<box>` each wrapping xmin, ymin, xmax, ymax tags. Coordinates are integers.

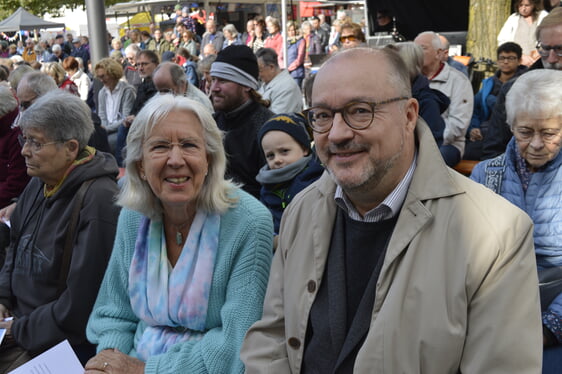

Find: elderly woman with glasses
<box><xmin>0</xmin><ymin>91</ymin><xmax>120</xmax><ymax>372</ymax></box>
<box><xmin>85</xmin><ymin>94</ymin><xmax>273</xmax><ymax>374</ymax></box>
<box><xmin>471</xmin><ymin>70</ymin><xmax>562</xmax><ymax>373</ymax></box>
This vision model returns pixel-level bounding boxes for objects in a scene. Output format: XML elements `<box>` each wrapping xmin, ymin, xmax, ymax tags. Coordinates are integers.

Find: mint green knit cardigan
<box><xmin>86</xmin><ymin>190</ymin><xmax>273</xmax><ymax>373</ymax></box>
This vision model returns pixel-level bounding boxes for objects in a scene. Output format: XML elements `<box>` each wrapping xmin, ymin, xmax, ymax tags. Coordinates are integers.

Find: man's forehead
<box><xmin>539</xmin><ymin>24</ymin><xmax>562</xmax><ymax>44</ymax></box>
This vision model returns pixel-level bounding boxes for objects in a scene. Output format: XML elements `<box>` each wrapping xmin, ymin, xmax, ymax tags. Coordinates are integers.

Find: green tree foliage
<box><xmin>0</xmin><ymin>0</ymin><xmax>122</xmax><ymax>19</ymax></box>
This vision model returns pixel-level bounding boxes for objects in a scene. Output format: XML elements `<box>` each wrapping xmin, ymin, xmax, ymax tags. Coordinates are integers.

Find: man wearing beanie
<box><xmin>210</xmin><ymin>45</ymin><xmax>274</xmax><ymax>198</ymax></box>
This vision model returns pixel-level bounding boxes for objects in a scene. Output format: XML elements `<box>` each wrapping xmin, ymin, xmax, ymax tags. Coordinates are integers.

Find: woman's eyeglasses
<box><xmin>18</xmin><ymin>134</ymin><xmax>61</xmax><ymax>152</ymax></box>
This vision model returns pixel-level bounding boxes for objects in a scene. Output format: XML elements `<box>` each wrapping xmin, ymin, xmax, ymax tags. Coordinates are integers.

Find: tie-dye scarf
<box><xmin>128</xmin><ymin>210</ymin><xmax>220</xmax><ymax>360</ymax></box>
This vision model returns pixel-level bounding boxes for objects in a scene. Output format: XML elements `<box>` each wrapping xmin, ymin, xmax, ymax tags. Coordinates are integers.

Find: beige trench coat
<box><xmin>242</xmin><ymin>121</ymin><xmax>542</xmax><ymax>374</ymax></box>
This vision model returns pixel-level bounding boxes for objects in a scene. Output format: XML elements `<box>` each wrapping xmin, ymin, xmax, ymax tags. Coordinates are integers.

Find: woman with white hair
<box><xmin>0</xmin><ymin>91</ymin><xmax>120</xmax><ymax>371</ymax></box>
<box><xmin>85</xmin><ymin>95</ymin><xmax>273</xmax><ymax>373</ymax></box>
<box><xmin>222</xmin><ymin>24</ymin><xmax>242</xmax><ymax>48</ymax></box>
<box><xmin>471</xmin><ymin>69</ymin><xmax>562</xmax><ymax>373</ymax></box>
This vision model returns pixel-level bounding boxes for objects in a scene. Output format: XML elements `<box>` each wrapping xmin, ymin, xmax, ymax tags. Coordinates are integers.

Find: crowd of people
<box><xmin>0</xmin><ymin>2</ymin><xmax>561</xmax><ymax>373</ymax></box>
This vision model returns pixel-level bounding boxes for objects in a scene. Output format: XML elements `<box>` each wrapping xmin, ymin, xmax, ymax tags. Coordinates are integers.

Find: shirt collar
<box><xmin>335</xmin><ymin>151</ymin><xmax>417</xmax><ymax>222</ymax></box>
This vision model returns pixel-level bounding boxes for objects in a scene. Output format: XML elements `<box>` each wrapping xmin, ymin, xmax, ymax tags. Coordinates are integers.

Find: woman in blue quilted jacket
<box><xmin>471</xmin><ymin>69</ymin><xmax>562</xmax><ymax>373</ymax></box>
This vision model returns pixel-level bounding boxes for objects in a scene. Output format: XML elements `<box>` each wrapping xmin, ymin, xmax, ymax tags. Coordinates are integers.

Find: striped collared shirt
<box><xmin>334</xmin><ymin>152</ymin><xmax>418</xmax><ymax>222</ymax></box>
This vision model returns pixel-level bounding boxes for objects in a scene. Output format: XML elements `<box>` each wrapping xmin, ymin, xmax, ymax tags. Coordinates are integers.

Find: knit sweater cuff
<box><xmin>542</xmin><ymin>310</ymin><xmax>562</xmax><ymax>344</ymax></box>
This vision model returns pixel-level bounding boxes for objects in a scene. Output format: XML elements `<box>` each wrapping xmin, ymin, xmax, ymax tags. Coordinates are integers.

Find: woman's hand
<box><xmin>0</xmin><ymin>304</ymin><xmax>11</xmax><ymax>319</ymax></box>
<box><xmin>0</xmin><ymin>202</ymin><xmax>16</xmax><ymax>223</ymax></box>
<box><xmin>85</xmin><ymin>349</ymin><xmax>145</xmax><ymax>374</ymax></box>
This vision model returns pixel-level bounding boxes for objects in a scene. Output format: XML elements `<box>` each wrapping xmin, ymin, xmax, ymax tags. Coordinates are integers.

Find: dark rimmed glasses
<box><xmin>303</xmin><ymin>97</ymin><xmax>410</xmax><ymax>134</ymax></box>
<box><xmin>536</xmin><ymin>43</ymin><xmax>562</xmax><ymax>58</ymax></box>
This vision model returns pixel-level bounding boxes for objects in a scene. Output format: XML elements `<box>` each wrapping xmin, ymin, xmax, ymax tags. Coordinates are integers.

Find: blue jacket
<box><xmin>469</xmin><ymin>66</ymin><xmax>527</xmax><ymax>134</ymax></box>
<box><xmin>471</xmin><ymin>138</ymin><xmax>562</xmax><ymax>262</ymax></box>
<box><xmin>286</xmin><ymin>38</ymin><xmax>305</xmax><ymax>80</ymax></box>
<box><xmin>471</xmin><ymin>138</ymin><xmax>562</xmax><ymax>341</ymax></box>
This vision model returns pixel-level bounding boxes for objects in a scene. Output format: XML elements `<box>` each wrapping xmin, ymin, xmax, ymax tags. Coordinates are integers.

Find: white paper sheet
<box><xmin>8</xmin><ymin>340</ymin><xmax>84</xmax><ymax>374</ymax></box>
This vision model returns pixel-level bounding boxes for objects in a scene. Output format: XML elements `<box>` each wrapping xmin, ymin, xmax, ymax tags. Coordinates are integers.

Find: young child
<box><xmin>256</xmin><ymin>113</ymin><xmax>324</xmax><ymax>235</ymax></box>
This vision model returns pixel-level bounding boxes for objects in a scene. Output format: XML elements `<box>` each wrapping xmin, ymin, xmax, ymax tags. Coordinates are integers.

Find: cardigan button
<box><xmin>288</xmin><ymin>337</ymin><xmax>301</xmax><ymax>349</ymax></box>
<box><xmin>307</xmin><ymin>280</ymin><xmax>316</xmax><ymax>293</ymax></box>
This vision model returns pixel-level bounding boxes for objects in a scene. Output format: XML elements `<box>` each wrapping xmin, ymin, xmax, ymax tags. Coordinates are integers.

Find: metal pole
<box><xmin>86</xmin><ymin>0</ymin><xmax>109</xmax><ymax>66</ymax></box>
<box><xmin>281</xmin><ymin>0</ymin><xmax>287</xmax><ymax>69</ymax></box>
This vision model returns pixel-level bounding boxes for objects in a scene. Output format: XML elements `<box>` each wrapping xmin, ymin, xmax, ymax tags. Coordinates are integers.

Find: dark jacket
<box><xmin>412</xmin><ymin>74</ymin><xmax>449</xmax><ymax>146</ymax></box>
<box><xmin>0</xmin><ymin>150</ymin><xmax>120</xmax><ymax>355</ymax></box>
<box><xmin>258</xmin><ymin>155</ymin><xmax>324</xmax><ymax>234</ymax></box>
<box><xmin>481</xmin><ymin>62</ymin><xmax>541</xmax><ymax>160</ymax></box>
<box><xmin>214</xmin><ymin>100</ymin><xmax>273</xmax><ymax>198</ymax></box>
<box><xmin>0</xmin><ymin>107</ymin><xmax>29</xmax><ymax>208</ymax></box>
<box><xmin>131</xmin><ymin>77</ymin><xmax>157</xmax><ymax>116</ymax></box>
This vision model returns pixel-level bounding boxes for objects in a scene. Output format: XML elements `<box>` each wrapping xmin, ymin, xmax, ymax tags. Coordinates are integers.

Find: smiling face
<box><xmin>514</xmin><ymin>114</ymin><xmax>562</xmax><ymax>171</ymax></box>
<box><xmin>210</xmin><ymin>77</ymin><xmax>249</xmax><ymax>112</ymax></box>
<box><xmin>311</xmin><ymin>50</ymin><xmax>418</xmax><ymax>212</ymax></box>
<box><xmin>137</xmin><ymin>110</ymin><xmax>209</xmax><ymax>215</ymax></box>
<box><xmin>261</xmin><ymin>131</ymin><xmax>308</xmax><ymax>170</ymax></box>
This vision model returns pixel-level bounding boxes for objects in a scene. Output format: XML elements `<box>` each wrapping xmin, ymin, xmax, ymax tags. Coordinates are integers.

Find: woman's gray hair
<box><xmin>119</xmin><ymin>94</ymin><xmax>238</xmax><ymax>219</ymax></box>
<box><xmin>8</xmin><ymin>64</ymin><xmax>34</xmax><ymax>91</ymax></box>
<box><xmin>506</xmin><ymin>70</ymin><xmax>562</xmax><ymax>130</ymax></box>
<box><xmin>0</xmin><ymin>85</ymin><xmax>17</xmax><ymax>117</ymax></box>
<box><xmin>223</xmin><ymin>23</ymin><xmax>239</xmax><ymax>37</ymax></box>
<box><xmin>390</xmin><ymin>42</ymin><xmax>424</xmax><ymax>82</ymax></box>
<box><xmin>18</xmin><ymin>90</ymin><xmax>94</xmax><ymax>150</ymax></box>
<box><xmin>17</xmin><ymin>71</ymin><xmax>58</xmax><ymax>97</ymax></box>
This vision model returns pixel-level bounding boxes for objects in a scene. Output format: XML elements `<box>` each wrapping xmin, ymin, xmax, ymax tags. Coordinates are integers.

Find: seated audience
<box><xmin>414</xmin><ymin>31</ymin><xmax>473</xmax><ymax>167</ymax></box>
<box><xmin>0</xmin><ymin>91</ymin><xmax>120</xmax><ymax>371</ymax></box>
<box><xmin>256</xmin><ymin>48</ymin><xmax>303</xmax><ymax>114</ymax></box>
<box><xmin>41</xmin><ymin>62</ymin><xmax>79</xmax><ymax>96</ymax></box>
<box><xmin>470</xmin><ymin>70</ymin><xmax>562</xmax><ymax>373</ymax></box>
<box><xmin>95</xmin><ymin>58</ymin><xmax>136</xmax><ymax>161</ymax></box>
<box><xmin>389</xmin><ymin>42</ymin><xmax>449</xmax><ymax>146</ymax></box>
<box><xmin>465</xmin><ymin>42</ymin><xmax>527</xmax><ymax>160</ymax></box>
<box><xmin>63</xmin><ymin>56</ymin><xmax>91</xmax><ymax>101</ymax></box>
<box><xmin>85</xmin><ymin>94</ymin><xmax>273</xmax><ymax>373</ymax></box>
<box><xmin>0</xmin><ymin>85</ymin><xmax>29</xmax><ymax>210</ymax></box>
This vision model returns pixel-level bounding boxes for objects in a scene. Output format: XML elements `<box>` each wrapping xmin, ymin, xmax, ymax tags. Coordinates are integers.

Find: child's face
<box><xmin>262</xmin><ymin>131</ymin><xmax>308</xmax><ymax>170</ymax></box>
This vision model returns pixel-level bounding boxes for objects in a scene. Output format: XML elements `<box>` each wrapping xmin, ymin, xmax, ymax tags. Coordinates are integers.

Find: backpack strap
<box><xmin>57</xmin><ymin>179</ymin><xmax>95</xmax><ymax>297</ymax></box>
<box><xmin>483</xmin><ymin>153</ymin><xmax>507</xmax><ymax>194</ymax></box>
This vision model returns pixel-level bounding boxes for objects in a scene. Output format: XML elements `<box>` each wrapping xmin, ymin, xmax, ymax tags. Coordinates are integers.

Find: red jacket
<box><xmin>0</xmin><ymin>107</ymin><xmax>30</xmax><ymax>208</ymax></box>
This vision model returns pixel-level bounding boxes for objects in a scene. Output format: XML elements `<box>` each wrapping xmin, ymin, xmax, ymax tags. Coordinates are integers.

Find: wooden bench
<box><xmin>453</xmin><ymin>160</ymin><xmax>479</xmax><ymax>176</ymax></box>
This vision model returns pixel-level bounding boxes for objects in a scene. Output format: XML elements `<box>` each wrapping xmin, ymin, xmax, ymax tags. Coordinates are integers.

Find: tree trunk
<box><xmin>467</xmin><ymin>0</ymin><xmax>512</xmax><ymax>59</ymax></box>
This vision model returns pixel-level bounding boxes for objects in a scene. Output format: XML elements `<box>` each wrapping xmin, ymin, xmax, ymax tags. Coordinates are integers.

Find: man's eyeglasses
<box><xmin>303</xmin><ymin>97</ymin><xmax>410</xmax><ymax>133</ymax></box>
<box><xmin>536</xmin><ymin>43</ymin><xmax>562</xmax><ymax>57</ymax></box>
<box><xmin>513</xmin><ymin>127</ymin><xmax>562</xmax><ymax>145</ymax></box>
<box><xmin>498</xmin><ymin>55</ymin><xmax>518</xmax><ymax>62</ymax></box>
<box><xmin>18</xmin><ymin>134</ymin><xmax>61</xmax><ymax>152</ymax></box>
<box><xmin>340</xmin><ymin>35</ymin><xmax>357</xmax><ymax>43</ymax></box>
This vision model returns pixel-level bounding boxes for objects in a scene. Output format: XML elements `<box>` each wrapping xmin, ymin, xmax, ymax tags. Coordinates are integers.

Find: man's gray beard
<box><xmin>544</xmin><ymin>62</ymin><xmax>562</xmax><ymax>70</ymax></box>
<box><xmin>327</xmin><ymin>136</ymin><xmax>404</xmax><ymax>195</ymax></box>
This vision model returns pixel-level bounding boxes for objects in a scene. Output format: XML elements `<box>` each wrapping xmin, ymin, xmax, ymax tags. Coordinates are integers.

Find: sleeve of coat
<box><xmin>442</xmin><ymin>75</ymin><xmax>473</xmax><ymax>144</ymax></box>
<box><xmin>460</xmin><ymin>218</ymin><xmax>542</xmax><ymax>373</ymax></box>
<box><xmin>241</xmin><ymin>246</ymin><xmax>292</xmax><ymax>374</ymax></box>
